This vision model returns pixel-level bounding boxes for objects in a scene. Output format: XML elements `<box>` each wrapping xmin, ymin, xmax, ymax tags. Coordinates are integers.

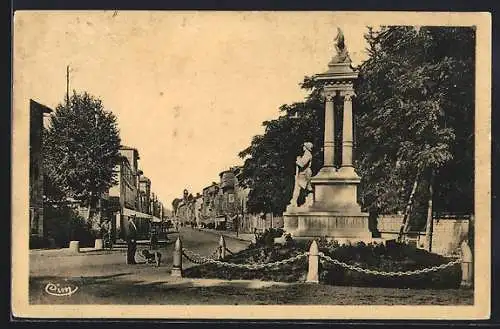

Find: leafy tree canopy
<box><xmin>356</xmin><ymin>26</ymin><xmax>475</xmax><ymax>217</ymax></box>
<box><xmin>43</xmin><ymin>91</ymin><xmax>121</xmax><ymax>207</ymax></box>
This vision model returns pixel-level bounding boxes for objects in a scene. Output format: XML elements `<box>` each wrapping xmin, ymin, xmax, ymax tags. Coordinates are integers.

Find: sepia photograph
<box><xmin>12</xmin><ymin>11</ymin><xmax>491</xmax><ymax>319</ymax></box>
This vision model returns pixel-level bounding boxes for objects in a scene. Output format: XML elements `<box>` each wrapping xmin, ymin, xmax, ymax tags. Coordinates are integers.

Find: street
<box><xmin>29</xmin><ymin>227</ymin><xmax>251</xmax><ymax>303</ymax></box>
<box><xmin>31</xmin><ymin>228</ymin><xmax>248</xmax><ymax>276</ymax></box>
<box><xmin>29</xmin><ymin>227</ymin><xmax>473</xmax><ymax>305</ymax></box>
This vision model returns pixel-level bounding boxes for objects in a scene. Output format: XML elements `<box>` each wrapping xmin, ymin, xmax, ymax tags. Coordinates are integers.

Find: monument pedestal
<box><xmin>284</xmin><ymin>166</ymin><xmax>372</xmax><ymax>242</ymax></box>
<box><xmin>283</xmin><ymin>211</ymin><xmax>371</xmax><ymax>241</ymax></box>
<box><xmin>311</xmin><ymin>166</ymin><xmax>363</xmax><ymax>213</ymax></box>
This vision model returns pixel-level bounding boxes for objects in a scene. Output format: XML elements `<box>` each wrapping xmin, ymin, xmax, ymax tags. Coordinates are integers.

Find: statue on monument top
<box><xmin>329</xmin><ymin>27</ymin><xmax>351</xmax><ymax>64</ymax></box>
<box><xmin>289</xmin><ymin>142</ymin><xmax>314</xmax><ymax>208</ymax></box>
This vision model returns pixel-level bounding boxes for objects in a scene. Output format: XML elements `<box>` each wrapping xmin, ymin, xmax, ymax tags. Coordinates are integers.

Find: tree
<box><xmin>238</xmin><ymin>83</ymin><xmax>325</xmax><ymax>215</ymax></box>
<box><xmin>171</xmin><ymin>198</ymin><xmax>182</xmax><ymax>217</ymax></box>
<box><xmin>43</xmin><ymin>91</ymin><xmax>121</xmax><ymax>220</ymax></box>
<box><xmin>355</xmin><ymin>26</ymin><xmax>475</xmax><ymax>237</ymax></box>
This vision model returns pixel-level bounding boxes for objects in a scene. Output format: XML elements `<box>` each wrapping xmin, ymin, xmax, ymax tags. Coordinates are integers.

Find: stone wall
<box><xmin>376</xmin><ymin>214</ymin><xmax>471</xmax><ymax>256</ymax></box>
<box><xmin>377</xmin><ymin>215</ymin><xmax>404</xmax><ymax>236</ymax></box>
<box><xmin>239</xmin><ymin>214</ymin><xmax>285</xmax><ymax>233</ymax></box>
<box><xmin>431</xmin><ymin>217</ymin><xmax>470</xmax><ymax>256</ymax></box>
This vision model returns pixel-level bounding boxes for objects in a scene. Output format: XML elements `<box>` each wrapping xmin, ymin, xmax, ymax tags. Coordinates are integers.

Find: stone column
<box><xmin>171</xmin><ymin>237</ymin><xmax>183</xmax><ymax>277</ymax></box>
<box><xmin>323</xmin><ymin>89</ymin><xmax>336</xmax><ymax>167</ymax></box>
<box><xmin>341</xmin><ymin>90</ymin><xmax>355</xmax><ymax>170</ymax></box>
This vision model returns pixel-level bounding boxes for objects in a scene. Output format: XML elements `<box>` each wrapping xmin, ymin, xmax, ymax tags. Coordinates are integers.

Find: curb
<box><xmin>113</xmin><ymin>240</ymin><xmax>176</xmax><ymax>248</ymax></box>
<box><xmin>30</xmin><ymin>249</ymin><xmax>123</xmax><ymax>257</ymax></box>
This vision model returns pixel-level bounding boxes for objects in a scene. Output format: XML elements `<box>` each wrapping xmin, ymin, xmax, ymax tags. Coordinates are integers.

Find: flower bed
<box><xmin>315</xmin><ymin>240</ymin><xmax>461</xmax><ymax>289</ymax></box>
<box><xmin>183</xmin><ymin>239</ymin><xmax>462</xmax><ymax>289</ymax></box>
<box><xmin>184</xmin><ymin>243</ymin><xmax>308</xmax><ymax>283</ymax></box>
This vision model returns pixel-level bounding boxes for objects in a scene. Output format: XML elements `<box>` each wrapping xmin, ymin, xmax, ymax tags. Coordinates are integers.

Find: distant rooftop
<box><xmin>139</xmin><ymin>175</ymin><xmax>151</xmax><ymax>182</ymax></box>
<box><xmin>119</xmin><ymin>145</ymin><xmax>140</xmax><ymax>159</ymax></box>
<box><xmin>120</xmin><ymin>145</ymin><xmax>138</xmax><ymax>151</ymax></box>
<box><xmin>203</xmin><ymin>182</ymin><xmax>219</xmax><ymax>191</ymax></box>
<box><xmin>30</xmin><ymin>99</ymin><xmax>53</xmax><ymax>113</ymax></box>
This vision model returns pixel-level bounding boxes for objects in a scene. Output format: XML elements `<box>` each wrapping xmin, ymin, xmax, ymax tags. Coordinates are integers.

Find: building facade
<box><xmin>195</xmin><ymin>165</ymin><xmax>282</xmax><ymax>232</ymax></box>
<box><xmin>201</xmin><ymin>182</ymin><xmax>220</xmax><ymax>221</ymax></box>
<box><xmin>138</xmin><ymin>175</ymin><xmax>151</xmax><ymax>215</ymax></box>
<box><xmin>194</xmin><ymin>193</ymin><xmax>203</xmax><ymax>226</ymax></box>
<box><xmin>29</xmin><ymin>99</ymin><xmax>52</xmax><ymax>237</ymax></box>
<box><xmin>196</xmin><ymin>166</ymin><xmax>250</xmax><ymax>229</ymax></box>
<box><xmin>108</xmin><ymin>146</ymin><xmax>150</xmax><ymax>241</ymax></box>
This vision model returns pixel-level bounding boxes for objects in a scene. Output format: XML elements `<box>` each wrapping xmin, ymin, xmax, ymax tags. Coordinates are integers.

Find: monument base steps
<box><xmin>283</xmin><ymin>211</ymin><xmax>373</xmax><ymax>242</ymax></box>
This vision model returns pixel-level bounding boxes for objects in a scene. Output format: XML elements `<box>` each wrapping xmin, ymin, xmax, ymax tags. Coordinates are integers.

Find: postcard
<box><xmin>12</xmin><ymin>10</ymin><xmax>491</xmax><ymax>320</ymax></box>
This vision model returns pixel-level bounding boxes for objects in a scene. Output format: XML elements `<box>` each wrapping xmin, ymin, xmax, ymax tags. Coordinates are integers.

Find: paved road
<box><xmin>30</xmin><ymin>227</ymin><xmax>250</xmax><ymax>279</ymax></box>
<box><xmin>28</xmin><ymin>227</ymin><xmax>474</xmax><ymax>306</ymax></box>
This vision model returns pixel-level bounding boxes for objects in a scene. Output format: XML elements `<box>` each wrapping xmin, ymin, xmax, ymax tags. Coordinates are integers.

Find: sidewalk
<box><xmin>197</xmin><ymin>228</ymin><xmax>255</xmax><ymax>243</ymax></box>
<box><xmin>29</xmin><ymin>247</ymin><xmax>122</xmax><ymax>257</ymax></box>
<box><xmin>31</xmin><ymin>238</ymin><xmax>177</xmax><ymax>256</ymax></box>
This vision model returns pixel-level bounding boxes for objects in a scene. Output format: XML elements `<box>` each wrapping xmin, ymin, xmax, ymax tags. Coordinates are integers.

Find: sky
<box><xmin>14</xmin><ymin>11</ymin><xmax>373</xmax><ymax>208</ymax></box>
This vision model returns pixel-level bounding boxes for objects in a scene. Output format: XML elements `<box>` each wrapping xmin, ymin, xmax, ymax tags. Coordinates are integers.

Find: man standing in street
<box><xmin>127</xmin><ymin>215</ymin><xmax>138</xmax><ymax>264</ymax></box>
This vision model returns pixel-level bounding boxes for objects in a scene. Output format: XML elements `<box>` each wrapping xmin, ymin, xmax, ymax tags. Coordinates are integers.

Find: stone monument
<box><xmin>289</xmin><ymin>142</ymin><xmax>314</xmax><ymax>210</ymax></box>
<box><xmin>284</xmin><ymin>28</ymin><xmax>372</xmax><ymax>241</ymax></box>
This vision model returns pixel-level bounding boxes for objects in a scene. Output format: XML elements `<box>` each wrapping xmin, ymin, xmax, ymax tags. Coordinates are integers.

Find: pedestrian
<box><xmin>127</xmin><ymin>215</ymin><xmax>138</xmax><ymax>265</ymax></box>
<box><xmin>102</xmin><ymin>219</ymin><xmax>112</xmax><ymax>250</ymax></box>
<box><xmin>150</xmin><ymin>226</ymin><xmax>158</xmax><ymax>250</ymax></box>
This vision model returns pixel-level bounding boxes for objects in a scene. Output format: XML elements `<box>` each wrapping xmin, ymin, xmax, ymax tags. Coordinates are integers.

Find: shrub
<box><xmin>184</xmin><ymin>243</ymin><xmax>308</xmax><ymax>283</ymax></box>
<box><xmin>319</xmin><ymin>240</ymin><xmax>461</xmax><ymax>289</ymax></box>
<box><xmin>44</xmin><ymin>204</ymin><xmax>95</xmax><ymax>248</ymax></box>
<box><xmin>29</xmin><ymin>235</ymin><xmax>51</xmax><ymax>249</ymax></box>
<box><xmin>185</xmin><ymin>238</ymin><xmax>461</xmax><ymax>289</ymax></box>
<box><xmin>254</xmin><ymin>228</ymin><xmax>285</xmax><ymax>247</ymax></box>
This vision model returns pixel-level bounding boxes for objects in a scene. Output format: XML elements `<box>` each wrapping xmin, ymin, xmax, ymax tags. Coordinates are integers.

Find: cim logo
<box><xmin>44</xmin><ymin>282</ymin><xmax>79</xmax><ymax>297</ymax></box>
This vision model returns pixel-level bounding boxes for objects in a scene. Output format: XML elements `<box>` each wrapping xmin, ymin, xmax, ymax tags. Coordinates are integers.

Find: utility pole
<box><xmin>95</xmin><ymin>110</ymin><xmax>102</xmax><ymax>223</ymax></box>
<box><xmin>66</xmin><ymin>65</ymin><xmax>70</xmax><ymax>105</ymax></box>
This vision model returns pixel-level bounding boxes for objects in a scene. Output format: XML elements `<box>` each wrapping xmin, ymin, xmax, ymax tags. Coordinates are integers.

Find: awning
<box><xmin>122</xmin><ymin>207</ymin><xmax>152</xmax><ymax>219</ymax></box>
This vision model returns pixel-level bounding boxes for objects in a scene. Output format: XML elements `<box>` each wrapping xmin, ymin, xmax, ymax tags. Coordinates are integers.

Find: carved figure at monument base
<box><xmin>289</xmin><ymin>142</ymin><xmax>314</xmax><ymax>209</ymax></box>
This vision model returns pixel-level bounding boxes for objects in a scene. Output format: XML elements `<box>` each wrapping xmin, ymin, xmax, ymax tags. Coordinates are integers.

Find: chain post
<box><xmin>171</xmin><ymin>236</ymin><xmax>183</xmax><ymax>277</ymax></box>
<box><xmin>306</xmin><ymin>240</ymin><xmax>319</xmax><ymax>283</ymax></box>
<box><xmin>219</xmin><ymin>235</ymin><xmax>226</xmax><ymax>260</ymax></box>
<box><xmin>460</xmin><ymin>240</ymin><xmax>473</xmax><ymax>288</ymax></box>
<box><xmin>69</xmin><ymin>241</ymin><xmax>80</xmax><ymax>253</ymax></box>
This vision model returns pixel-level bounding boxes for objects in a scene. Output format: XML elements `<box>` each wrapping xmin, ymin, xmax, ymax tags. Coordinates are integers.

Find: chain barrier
<box><xmin>182</xmin><ymin>248</ymin><xmax>218</xmax><ymax>264</ymax></box>
<box><xmin>224</xmin><ymin>245</ymin><xmax>266</xmax><ymax>259</ymax></box>
<box><xmin>182</xmin><ymin>245</ymin><xmax>461</xmax><ymax>277</ymax></box>
<box><xmin>182</xmin><ymin>247</ymin><xmax>308</xmax><ymax>270</ymax></box>
<box><xmin>205</xmin><ymin>253</ymin><xmax>308</xmax><ymax>270</ymax></box>
<box><xmin>209</xmin><ymin>248</ymin><xmax>220</xmax><ymax>260</ymax></box>
<box><xmin>319</xmin><ymin>252</ymin><xmax>462</xmax><ymax>277</ymax></box>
